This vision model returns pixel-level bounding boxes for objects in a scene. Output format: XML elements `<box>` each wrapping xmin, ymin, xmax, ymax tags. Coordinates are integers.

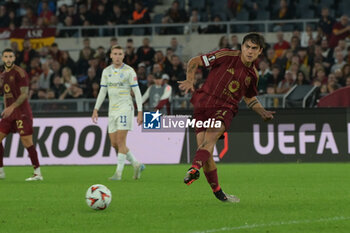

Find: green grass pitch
<box><xmin>1</xmin><ymin>163</ymin><xmax>350</xmax><ymax>233</ymax></box>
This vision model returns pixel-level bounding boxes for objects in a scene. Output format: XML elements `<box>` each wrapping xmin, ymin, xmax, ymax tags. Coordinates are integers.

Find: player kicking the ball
<box><xmin>178</xmin><ymin>33</ymin><xmax>275</xmax><ymax>202</ymax></box>
<box><xmin>0</xmin><ymin>48</ymin><xmax>43</xmax><ymax>181</ymax></box>
<box><xmin>92</xmin><ymin>45</ymin><xmax>144</xmax><ymax>180</ymax></box>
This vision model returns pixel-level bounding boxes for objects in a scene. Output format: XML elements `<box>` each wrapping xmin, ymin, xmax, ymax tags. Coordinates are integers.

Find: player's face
<box><xmin>241</xmin><ymin>40</ymin><xmax>262</xmax><ymax>64</ymax></box>
<box><xmin>2</xmin><ymin>52</ymin><xmax>15</xmax><ymax>69</ymax></box>
<box><xmin>110</xmin><ymin>48</ymin><xmax>125</xmax><ymax>67</ymax></box>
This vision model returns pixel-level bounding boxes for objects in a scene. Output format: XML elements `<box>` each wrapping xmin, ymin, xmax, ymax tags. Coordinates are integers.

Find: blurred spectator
<box><xmin>76</xmin><ymin>47</ymin><xmax>93</xmax><ymax>76</ymax></box>
<box><xmin>108</xmin><ymin>4</ymin><xmax>128</xmax><ymax>25</ymax></box>
<box><xmin>51</xmin><ymin>75</ymin><xmax>66</xmax><ymax>98</ymax></box>
<box><xmin>164</xmin><ymin>54</ymin><xmax>185</xmax><ymax>95</ymax></box>
<box><xmin>29</xmin><ymin>81</ymin><xmax>39</xmax><ymax>99</ymax></box>
<box><xmin>137</xmin><ymin>63</ymin><xmax>148</xmax><ymax>94</ymax></box>
<box><xmin>313</xmin><ymin>68</ymin><xmax>328</xmax><ymax>86</ymax></box>
<box><xmin>346</xmin><ymin>46</ymin><xmax>350</xmax><ymax>64</ymax></box>
<box><xmin>82</xmin><ymin>67</ymin><xmax>99</xmax><ymax>96</ymax></box>
<box><xmin>129</xmin><ymin>1</ymin><xmax>150</xmax><ymax>24</ymax></box>
<box><xmin>184</xmin><ymin>9</ymin><xmax>203</xmax><ymax>34</ymax></box>
<box><xmin>18</xmin><ymin>39</ymin><xmax>38</xmax><ymax>69</ymax></box>
<box><xmin>39</xmin><ymin>62</ymin><xmax>53</xmax><ymax>90</ymax></box>
<box><xmin>61</xmin><ymin>51</ymin><xmax>76</xmax><ymax>75</ymax></box>
<box><xmin>331</xmin><ymin>51</ymin><xmax>346</xmax><ymax>73</ymax></box>
<box><xmin>152</xmin><ymin>63</ymin><xmax>163</xmax><ymax>78</ymax></box>
<box><xmin>124</xmin><ymin>38</ymin><xmax>138</xmax><ymax>69</ymax></box>
<box><xmin>318</xmin><ymin>7</ymin><xmax>335</xmax><ymax>39</ymax></box>
<box><xmin>142</xmin><ymin>74</ymin><xmax>172</xmax><ymax>114</ymax></box>
<box><xmin>216</xmin><ymin>36</ymin><xmax>230</xmax><ymax>50</ymax></box>
<box><xmin>337</xmin><ymin>40</ymin><xmax>347</xmax><ymax>57</ymax></box>
<box><xmin>60</xmin><ymin>83</ymin><xmax>84</xmax><ymax>99</ymax></box>
<box><xmin>204</xmin><ymin>15</ymin><xmax>226</xmax><ymax>34</ymax></box>
<box><xmin>50</xmin><ymin>60</ymin><xmax>61</xmax><ymax>83</ymax></box>
<box><xmin>346</xmin><ymin>76</ymin><xmax>350</xmax><ymax>86</ymax></box>
<box><xmin>329</xmin><ymin>15</ymin><xmax>350</xmax><ymax>48</ymax></box>
<box><xmin>62</xmin><ymin>67</ymin><xmax>77</xmax><ymax>89</ymax></box>
<box><xmin>277</xmin><ymin>70</ymin><xmax>294</xmax><ymax>94</ymax></box>
<box><xmin>268</xmin><ymin>64</ymin><xmax>283</xmax><ymax>91</ymax></box>
<box><xmin>301</xmin><ymin>25</ymin><xmax>317</xmax><ymax>48</ymax></box>
<box><xmin>10</xmin><ymin>41</ymin><xmax>21</xmax><ymax>66</ymax></box>
<box><xmin>49</xmin><ymin>43</ymin><xmax>64</xmax><ymax>64</ymax></box>
<box><xmin>94</xmin><ymin>4</ymin><xmax>108</xmax><ymax>36</ymax></box>
<box><xmin>294</xmin><ymin>70</ymin><xmax>309</xmax><ymax>85</ymax></box>
<box><xmin>74</xmin><ymin>4</ymin><xmax>92</xmax><ymax>26</ymax></box>
<box><xmin>39</xmin><ymin>0</ymin><xmax>54</xmax><ymax>26</ymax></box>
<box><xmin>79</xmin><ymin>38</ymin><xmax>95</xmax><ymax>60</ymax></box>
<box><xmin>0</xmin><ymin>5</ymin><xmax>10</xmax><ymax>28</ymax></box>
<box><xmin>169</xmin><ymin>37</ymin><xmax>183</xmax><ymax>58</ymax></box>
<box><xmin>88</xmin><ymin>82</ymin><xmax>100</xmax><ymax>98</ymax></box>
<box><xmin>266</xmin><ymin>47</ymin><xmax>277</xmax><ymax>65</ymax></box>
<box><xmin>59</xmin><ymin>16</ymin><xmax>77</xmax><ymax>37</ymax></box>
<box><xmin>8</xmin><ymin>10</ymin><xmax>20</xmax><ymax>28</ymax></box>
<box><xmin>258</xmin><ymin>59</ymin><xmax>272</xmax><ymax>94</ymax></box>
<box><xmin>28</xmin><ymin>58</ymin><xmax>42</xmax><ymax>81</ymax></box>
<box><xmin>231</xmin><ymin>35</ymin><xmax>241</xmax><ymax>50</ymax></box>
<box><xmin>154</xmin><ymin>50</ymin><xmax>166</xmax><ymax>69</ymax></box>
<box><xmin>290</xmin><ymin>36</ymin><xmax>300</xmax><ymax>53</ymax></box>
<box><xmin>25</xmin><ymin>7</ymin><xmax>37</xmax><ymax>26</ymax></box>
<box><xmin>20</xmin><ymin>16</ymin><xmax>31</xmax><ymax>28</ymax></box>
<box><xmin>58</xmin><ymin>4</ymin><xmax>68</xmax><ymax>24</ymax></box>
<box><xmin>326</xmin><ymin>73</ymin><xmax>340</xmax><ymax>93</ymax></box>
<box><xmin>272</xmin><ymin>0</ymin><xmax>293</xmax><ymax>31</ymax></box>
<box><xmin>273</xmin><ymin>32</ymin><xmax>290</xmax><ymax>58</ymax></box>
<box><xmin>165</xmin><ymin>0</ymin><xmax>187</xmax><ymax>23</ymax></box>
<box><xmin>136</xmin><ymin>37</ymin><xmax>155</xmax><ymax>67</ymax></box>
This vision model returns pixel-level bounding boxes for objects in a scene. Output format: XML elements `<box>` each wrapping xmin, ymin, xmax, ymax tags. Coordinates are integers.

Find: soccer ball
<box><xmin>85</xmin><ymin>184</ymin><xmax>112</xmax><ymax>210</ymax></box>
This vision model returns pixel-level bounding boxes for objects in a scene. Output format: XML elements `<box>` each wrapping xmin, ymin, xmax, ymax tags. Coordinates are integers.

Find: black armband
<box><xmin>248</xmin><ymin>100</ymin><xmax>259</xmax><ymax>109</ymax></box>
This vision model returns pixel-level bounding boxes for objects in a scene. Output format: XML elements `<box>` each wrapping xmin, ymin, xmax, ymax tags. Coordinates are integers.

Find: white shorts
<box><xmin>108</xmin><ymin>107</ymin><xmax>134</xmax><ymax>133</ymax></box>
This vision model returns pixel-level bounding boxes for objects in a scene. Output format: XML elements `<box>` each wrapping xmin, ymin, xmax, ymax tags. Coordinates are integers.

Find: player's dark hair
<box><xmin>242</xmin><ymin>33</ymin><xmax>265</xmax><ymax>49</ymax></box>
<box><xmin>2</xmin><ymin>48</ymin><xmax>14</xmax><ymax>55</ymax></box>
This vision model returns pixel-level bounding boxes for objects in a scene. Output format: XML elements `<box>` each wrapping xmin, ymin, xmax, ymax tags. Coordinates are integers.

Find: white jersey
<box><xmin>100</xmin><ymin>64</ymin><xmax>138</xmax><ymax>113</ymax></box>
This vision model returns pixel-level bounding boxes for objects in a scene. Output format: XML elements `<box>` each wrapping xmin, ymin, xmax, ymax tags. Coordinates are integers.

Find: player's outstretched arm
<box><xmin>92</xmin><ymin>86</ymin><xmax>107</xmax><ymax>124</ymax></box>
<box><xmin>244</xmin><ymin>96</ymin><xmax>275</xmax><ymax>121</ymax></box>
<box><xmin>178</xmin><ymin>56</ymin><xmax>203</xmax><ymax>94</ymax></box>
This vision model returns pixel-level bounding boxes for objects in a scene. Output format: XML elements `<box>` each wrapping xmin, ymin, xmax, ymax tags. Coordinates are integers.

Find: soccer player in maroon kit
<box><xmin>179</xmin><ymin>33</ymin><xmax>275</xmax><ymax>202</ymax></box>
<box><xmin>0</xmin><ymin>48</ymin><xmax>43</xmax><ymax>181</ymax></box>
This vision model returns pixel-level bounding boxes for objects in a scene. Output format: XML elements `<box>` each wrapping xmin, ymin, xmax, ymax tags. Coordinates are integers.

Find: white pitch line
<box><xmin>190</xmin><ymin>216</ymin><xmax>350</xmax><ymax>233</ymax></box>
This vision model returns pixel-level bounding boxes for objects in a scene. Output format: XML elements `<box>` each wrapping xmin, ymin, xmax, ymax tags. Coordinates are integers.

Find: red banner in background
<box><xmin>0</xmin><ymin>28</ymin><xmax>56</xmax><ymax>50</ymax></box>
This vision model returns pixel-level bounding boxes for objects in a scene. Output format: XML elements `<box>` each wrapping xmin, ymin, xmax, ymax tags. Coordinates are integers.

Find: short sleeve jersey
<box><xmin>1</xmin><ymin>65</ymin><xmax>32</xmax><ymax>118</ymax></box>
<box><xmin>100</xmin><ymin>63</ymin><xmax>138</xmax><ymax>112</ymax></box>
<box><xmin>194</xmin><ymin>49</ymin><xmax>259</xmax><ymax>110</ymax></box>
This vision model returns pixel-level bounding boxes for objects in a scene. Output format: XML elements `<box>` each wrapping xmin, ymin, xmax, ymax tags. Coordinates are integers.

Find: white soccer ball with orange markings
<box><xmin>85</xmin><ymin>184</ymin><xmax>112</xmax><ymax>210</ymax></box>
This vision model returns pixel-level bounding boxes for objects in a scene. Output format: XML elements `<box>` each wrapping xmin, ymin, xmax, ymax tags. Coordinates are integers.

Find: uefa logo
<box><xmin>143</xmin><ymin>110</ymin><xmax>162</xmax><ymax>129</ymax></box>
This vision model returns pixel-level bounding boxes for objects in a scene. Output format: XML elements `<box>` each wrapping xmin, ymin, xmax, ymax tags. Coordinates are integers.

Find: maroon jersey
<box><xmin>191</xmin><ymin>49</ymin><xmax>259</xmax><ymax>111</ymax></box>
<box><xmin>1</xmin><ymin>65</ymin><xmax>32</xmax><ymax>119</ymax></box>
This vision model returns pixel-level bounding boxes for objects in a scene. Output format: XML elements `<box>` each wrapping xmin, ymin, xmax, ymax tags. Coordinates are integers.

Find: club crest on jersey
<box><xmin>228</xmin><ymin>80</ymin><xmax>240</xmax><ymax>93</ymax></box>
<box><xmin>226</xmin><ymin>68</ymin><xmax>235</xmax><ymax>75</ymax></box>
<box><xmin>208</xmin><ymin>55</ymin><xmax>216</xmax><ymax>62</ymax></box>
<box><xmin>4</xmin><ymin>84</ymin><xmax>10</xmax><ymax>93</ymax></box>
<box><xmin>245</xmin><ymin>76</ymin><xmax>251</xmax><ymax>87</ymax></box>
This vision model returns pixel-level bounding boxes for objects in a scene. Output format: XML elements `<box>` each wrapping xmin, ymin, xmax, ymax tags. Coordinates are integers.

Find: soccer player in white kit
<box><xmin>92</xmin><ymin>45</ymin><xmax>144</xmax><ymax>180</ymax></box>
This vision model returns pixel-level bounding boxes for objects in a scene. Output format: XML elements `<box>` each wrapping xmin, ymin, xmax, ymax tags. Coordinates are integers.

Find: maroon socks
<box><xmin>204</xmin><ymin>169</ymin><xmax>221</xmax><ymax>192</ymax></box>
<box><xmin>27</xmin><ymin>145</ymin><xmax>40</xmax><ymax>169</ymax></box>
<box><xmin>191</xmin><ymin>149</ymin><xmax>211</xmax><ymax>169</ymax></box>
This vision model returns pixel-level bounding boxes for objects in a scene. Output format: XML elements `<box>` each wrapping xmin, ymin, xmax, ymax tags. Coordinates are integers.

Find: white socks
<box><xmin>116</xmin><ymin>153</ymin><xmax>126</xmax><ymax>177</ymax></box>
<box><xmin>0</xmin><ymin>167</ymin><xmax>4</xmax><ymax>173</ymax></box>
<box><xmin>34</xmin><ymin>167</ymin><xmax>41</xmax><ymax>175</ymax></box>
<box><xmin>126</xmin><ymin>151</ymin><xmax>139</xmax><ymax>167</ymax></box>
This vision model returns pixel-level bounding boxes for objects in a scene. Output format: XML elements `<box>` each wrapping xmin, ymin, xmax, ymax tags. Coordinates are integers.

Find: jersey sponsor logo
<box><xmin>4</xmin><ymin>84</ymin><xmax>10</xmax><ymax>93</ymax></box>
<box><xmin>9</xmin><ymin>76</ymin><xmax>14</xmax><ymax>82</ymax></box>
<box><xmin>143</xmin><ymin>110</ymin><xmax>162</xmax><ymax>129</ymax></box>
<box><xmin>245</xmin><ymin>76</ymin><xmax>251</xmax><ymax>87</ymax></box>
<box><xmin>226</xmin><ymin>68</ymin><xmax>235</xmax><ymax>75</ymax></box>
<box><xmin>228</xmin><ymin>80</ymin><xmax>240</xmax><ymax>93</ymax></box>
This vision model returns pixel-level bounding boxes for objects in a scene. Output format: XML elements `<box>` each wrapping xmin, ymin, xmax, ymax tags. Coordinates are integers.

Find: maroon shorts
<box><xmin>193</xmin><ymin>107</ymin><xmax>236</xmax><ymax>134</ymax></box>
<box><xmin>0</xmin><ymin>114</ymin><xmax>33</xmax><ymax>136</ymax></box>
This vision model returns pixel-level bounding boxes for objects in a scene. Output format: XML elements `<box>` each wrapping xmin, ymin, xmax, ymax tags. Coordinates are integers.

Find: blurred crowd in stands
<box><xmin>0</xmin><ymin>0</ymin><xmax>349</xmax><ymax>109</ymax></box>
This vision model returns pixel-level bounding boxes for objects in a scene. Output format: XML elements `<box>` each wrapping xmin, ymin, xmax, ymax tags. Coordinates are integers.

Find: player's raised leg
<box><xmin>184</xmin><ymin>125</ymin><xmax>225</xmax><ymax>185</ymax></box>
<box><xmin>21</xmin><ymin>135</ymin><xmax>43</xmax><ymax>181</ymax></box>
